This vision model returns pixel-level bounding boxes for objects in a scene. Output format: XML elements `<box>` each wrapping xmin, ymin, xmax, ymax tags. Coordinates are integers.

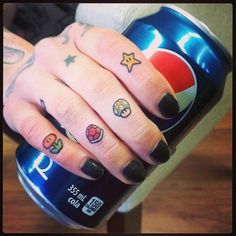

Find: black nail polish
<box><xmin>81</xmin><ymin>159</ymin><xmax>104</xmax><ymax>180</ymax></box>
<box><xmin>123</xmin><ymin>160</ymin><xmax>146</xmax><ymax>183</ymax></box>
<box><xmin>158</xmin><ymin>93</ymin><xmax>180</xmax><ymax>118</ymax></box>
<box><xmin>150</xmin><ymin>140</ymin><xmax>171</xmax><ymax>164</ymax></box>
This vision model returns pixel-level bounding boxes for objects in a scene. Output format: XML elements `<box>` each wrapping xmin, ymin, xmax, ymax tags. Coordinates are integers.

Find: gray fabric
<box><xmin>75</xmin><ymin>3</ymin><xmax>232</xmax><ymax>213</ymax></box>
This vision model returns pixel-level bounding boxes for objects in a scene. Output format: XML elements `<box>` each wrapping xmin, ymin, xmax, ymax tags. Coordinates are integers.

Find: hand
<box><xmin>3</xmin><ymin>23</ymin><xmax>179</xmax><ymax>184</ymax></box>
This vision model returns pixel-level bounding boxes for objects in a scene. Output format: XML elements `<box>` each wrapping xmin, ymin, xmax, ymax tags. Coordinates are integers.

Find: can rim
<box><xmin>162</xmin><ymin>4</ymin><xmax>232</xmax><ymax>66</ymax></box>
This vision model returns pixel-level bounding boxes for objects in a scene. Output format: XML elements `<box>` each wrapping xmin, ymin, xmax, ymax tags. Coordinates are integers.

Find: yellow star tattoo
<box><xmin>120</xmin><ymin>52</ymin><xmax>141</xmax><ymax>73</ymax></box>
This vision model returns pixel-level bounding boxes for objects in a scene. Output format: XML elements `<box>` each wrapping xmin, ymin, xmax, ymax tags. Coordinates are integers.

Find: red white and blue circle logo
<box><xmin>149</xmin><ymin>49</ymin><xmax>197</xmax><ymax>132</ymax></box>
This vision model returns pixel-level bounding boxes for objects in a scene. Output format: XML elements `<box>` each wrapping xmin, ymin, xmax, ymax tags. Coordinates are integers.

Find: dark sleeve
<box><xmin>8</xmin><ymin>3</ymin><xmax>78</xmax><ymax>45</ymax></box>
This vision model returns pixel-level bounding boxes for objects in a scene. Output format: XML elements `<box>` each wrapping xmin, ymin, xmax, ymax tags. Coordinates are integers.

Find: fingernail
<box><xmin>80</xmin><ymin>159</ymin><xmax>105</xmax><ymax>180</ymax></box>
<box><xmin>150</xmin><ymin>140</ymin><xmax>171</xmax><ymax>164</ymax></box>
<box><xmin>158</xmin><ymin>93</ymin><xmax>179</xmax><ymax>118</ymax></box>
<box><xmin>123</xmin><ymin>160</ymin><xmax>146</xmax><ymax>183</ymax></box>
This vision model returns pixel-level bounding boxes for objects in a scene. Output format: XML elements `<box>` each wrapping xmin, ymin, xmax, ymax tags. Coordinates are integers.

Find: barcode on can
<box><xmin>82</xmin><ymin>197</ymin><xmax>104</xmax><ymax>216</ymax></box>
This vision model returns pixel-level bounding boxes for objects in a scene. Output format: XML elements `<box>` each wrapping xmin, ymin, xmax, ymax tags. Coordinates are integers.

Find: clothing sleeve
<box><xmin>8</xmin><ymin>3</ymin><xmax>78</xmax><ymax>45</ymax></box>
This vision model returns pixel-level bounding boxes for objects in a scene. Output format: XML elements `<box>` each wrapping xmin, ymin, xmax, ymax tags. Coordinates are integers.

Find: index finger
<box><xmin>71</xmin><ymin>23</ymin><xmax>180</xmax><ymax>119</ymax></box>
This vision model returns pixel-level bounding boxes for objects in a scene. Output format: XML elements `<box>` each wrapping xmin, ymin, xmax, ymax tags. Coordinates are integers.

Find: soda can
<box><xmin>15</xmin><ymin>5</ymin><xmax>231</xmax><ymax>229</ymax></box>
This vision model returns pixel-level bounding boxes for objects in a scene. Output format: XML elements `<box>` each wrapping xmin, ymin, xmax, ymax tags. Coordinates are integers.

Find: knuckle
<box><xmin>88</xmin><ymin>72</ymin><xmax>117</xmax><ymax>98</ymax></box>
<box><xmin>58</xmin><ymin>22</ymin><xmax>76</xmax><ymax>35</ymax></box>
<box><xmin>34</xmin><ymin>37</ymin><xmax>56</xmax><ymax>59</ymax></box>
<box><xmin>70</xmin><ymin>22</ymin><xmax>80</xmax><ymax>31</ymax></box>
<box><xmin>130</xmin><ymin>121</ymin><xmax>156</xmax><ymax>153</ymax></box>
<box><xmin>55</xmin><ymin>100</ymin><xmax>86</xmax><ymax>129</ymax></box>
<box><xmin>96</xmin><ymin>29</ymin><xmax>124</xmax><ymax>55</ymax></box>
<box><xmin>100</xmin><ymin>140</ymin><xmax>119</xmax><ymax>163</ymax></box>
<box><xmin>19</xmin><ymin>117</ymin><xmax>38</xmax><ymax>142</ymax></box>
<box><xmin>35</xmin><ymin>37</ymin><xmax>53</xmax><ymax>52</ymax></box>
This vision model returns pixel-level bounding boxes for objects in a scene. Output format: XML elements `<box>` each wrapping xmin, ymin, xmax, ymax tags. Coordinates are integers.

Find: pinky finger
<box><xmin>4</xmin><ymin>100</ymin><xmax>105</xmax><ymax>180</ymax></box>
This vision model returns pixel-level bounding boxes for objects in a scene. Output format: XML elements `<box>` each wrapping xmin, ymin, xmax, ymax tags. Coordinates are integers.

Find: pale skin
<box><xmin>3</xmin><ymin>21</ymin><xmax>179</xmax><ymax>184</ymax></box>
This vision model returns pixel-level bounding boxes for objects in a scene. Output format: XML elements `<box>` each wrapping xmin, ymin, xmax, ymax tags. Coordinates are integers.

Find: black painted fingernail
<box><xmin>81</xmin><ymin>159</ymin><xmax>104</xmax><ymax>180</ymax></box>
<box><xmin>158</xmin><ymin>93</ymin><xmax>179</xmax><ymax>118</ymax></box>
<box><xmin>150</xmin><ymin>140</ymin><xmax>171</xmax><ymax>164</ymax></box>
<box><xmin>123</xmin><ymin>160</ymin><xmax>146</xmax><ymax>183</ymax></box>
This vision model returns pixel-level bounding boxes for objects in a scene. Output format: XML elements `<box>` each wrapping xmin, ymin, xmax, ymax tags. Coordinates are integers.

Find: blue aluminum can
<box><xmin>15</xmin><ymin>5</ymin><xmax>231</xmax><ymax>229</ymax></box>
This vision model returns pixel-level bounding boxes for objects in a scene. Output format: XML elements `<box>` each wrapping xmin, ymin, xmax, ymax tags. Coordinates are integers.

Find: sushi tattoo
<box><xmin>43</xmin><ymin>133</ymin><xmax>63</xmax><ymax>154</ymax></box>
<box><xmin>86</xmin><ymin>124</ymin><xmax>104</xmax><ymax>143</ymax></box>
<box><xmin>113</xmin><ymin>99</ymin><xmax>131</xmax><ymax>118</ymax></box>
<box><xmin>120</xmin><ymin>52</ymin><xmax>141</xmax><ymax>73</ymax></box>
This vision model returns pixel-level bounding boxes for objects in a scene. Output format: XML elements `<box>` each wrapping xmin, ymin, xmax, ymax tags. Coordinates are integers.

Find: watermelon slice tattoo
<box><xmin>86</xmin><ymin>124</ymin><xmax>104</xmax><ymax>143</ymax></box>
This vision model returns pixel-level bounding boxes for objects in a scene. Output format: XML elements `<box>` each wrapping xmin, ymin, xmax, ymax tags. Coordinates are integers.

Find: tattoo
<box><xmin>50</xmin><ymin>138</ymin><xmax>63</xmax><ymax>154</ymax></box>
<box><xmin>58</xmin><ymin>25</ymin><xmax>72</xmax><ymax>44</ymax></box>
<box><xmin>5</xmin><ymin>53</ymin><xmax>35</xmax><ymax>98</ymax></box>
<box><xmin>86</xmin><ymin>124</ymin><xmax>104</xmax><ymax>143</ymax></box>
<box><xmin>4</xmin><ymin>46</ymin><xmax>25</xmax><ymax>64</ymax></box>
<box><xmin>113</xmin><ymin>99</ymin><xmax>131</xmax><ymax>118</ymax></box>
<box><xmin>64</xmin><ymin>55</ymin><xmax>76</xmax><ymax>66</ymax></box>
<box><xmin>43</xmin><ymin>133</ymin><xmax>63</xmax><ymax>154</ymax></box>
<box><xmin>78</xmin><ymin>22</ymin><xmax>94</xmax><ymax>37</ymax></box>
<box><xmin>120</xmin><ymin>52</ymin><xmax>141</xmax><ymax>73</ymax></box>
<box><xmin>40</xmin><ymin>99</ymin><xmax>47</xmax><ymax>111</ymax></box>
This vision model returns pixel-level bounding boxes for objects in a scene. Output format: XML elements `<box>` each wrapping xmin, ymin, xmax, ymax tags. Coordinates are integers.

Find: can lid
<box><xmin>162</xmin><ymin>4</ymin><xmax>232</xmax><ymax>69</ymax></box>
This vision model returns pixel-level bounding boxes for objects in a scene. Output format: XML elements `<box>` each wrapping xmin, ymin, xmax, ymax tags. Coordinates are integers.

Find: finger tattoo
<box><xmin>120</xmin><ymin>52</ymin><xmax>141</xmax><ymax>73</ymax></box>
<box><xmin>43</xmin><ymin>133</ymin><xmax>63</xmax><ymax>154</ymax></box>
<box><xmin>58</xmin><ymin>25</ymin><xmax>72</xmax><ymax>44</ymax></box>
<box><xmin>86</xmin><ymin>124</ymin><xmax>104</xmax><ymax>143</ymax></box>
<box><xmin>78</xmin><ymin>22</ymin><xmax>94</xmax><ymax>37</ymax></box>
<box><xmin>64</xmin><ymin>55</ymin><xmax>76</xmax><ymax>66</ymax></box>
<box><xmin>113</xmin><ymin>99</ymin><xmax>131</xmax><ymax>118</ymax></box>
<box><xmin>5</xmin><ymin>53</ymin><xmax>35</xmax><ymax>98</ymax></box>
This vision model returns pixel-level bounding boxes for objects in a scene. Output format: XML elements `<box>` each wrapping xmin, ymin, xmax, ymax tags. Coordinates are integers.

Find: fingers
<box><xmin>32</xmin><ymin>36</ymin><xmax>170</xmax><ymax>168</ymax></box>
<box><xmin>22</xmin><ymin>71</ymin><xmax>146</xmax><ymax>184</ymax></box>
<box><xmin>3</xmin><ymin>98</ymin><xmax>105</xmax><ymax>181</ymax></box>
<box><xmin>72</xmin><ymin>23</ymin><xmax>180</xmax><ymax>119</ymax></box>
<box><xmin>8</xmin><ymin>24</ymin><xmax>176</xmax><ymax>184</ymax></box>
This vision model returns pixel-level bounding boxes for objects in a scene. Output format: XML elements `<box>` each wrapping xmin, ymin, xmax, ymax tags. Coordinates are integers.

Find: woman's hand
<box><xmin>3</xmin><ymin>23</ymin><xmax>179</xmax><ymax>184</ymax></box>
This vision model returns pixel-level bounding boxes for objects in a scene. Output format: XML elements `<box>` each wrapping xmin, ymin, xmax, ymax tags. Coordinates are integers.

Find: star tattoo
<box><xmin>64</xmin><ymin>55</ymin><xmax>76</xmax><ymax>67</ymax></box>
<box><xmin>120</xmin><ymin>52</ymin><xmax>141</xmax><ymax>73</ymax></box>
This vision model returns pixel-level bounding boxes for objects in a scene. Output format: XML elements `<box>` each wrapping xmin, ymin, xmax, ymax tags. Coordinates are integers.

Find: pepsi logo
<box><xmin>149</xmin><ymin>49</ymin><xmax>197</xmax><ymax>132</ymax></box>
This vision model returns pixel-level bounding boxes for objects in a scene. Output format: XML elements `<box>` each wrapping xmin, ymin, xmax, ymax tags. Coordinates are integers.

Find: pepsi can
<box><xmin>15</xmin><ymin>5</ymin><xmax>231</xmax><ymax>229</ymax></box>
